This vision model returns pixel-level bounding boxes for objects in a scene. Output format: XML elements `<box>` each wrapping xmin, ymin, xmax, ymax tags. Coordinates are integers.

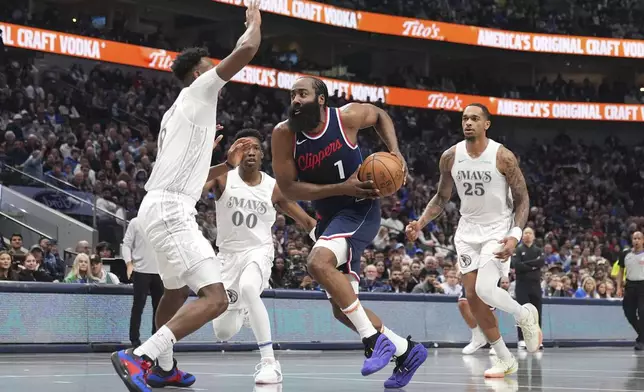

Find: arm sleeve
<box><xmin>618</xmin><ymin>249</ymin><xmax>628</xmax><ymax>268</ymax></box>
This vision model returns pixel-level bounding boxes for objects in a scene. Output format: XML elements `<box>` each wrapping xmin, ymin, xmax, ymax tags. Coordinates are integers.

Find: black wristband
<box><xmin>225</xmin><ymin>161</ymin><xmax>235</xmax><ymax>170</ymax></box>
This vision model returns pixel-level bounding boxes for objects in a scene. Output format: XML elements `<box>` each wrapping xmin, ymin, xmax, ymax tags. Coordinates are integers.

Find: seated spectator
<box><xmin>0</xmin><ymin>251</ymin><xmax>17</xmax><ymax>281</ymax></box>
<box><xmin>360</xmin><ymin>264</ymin><xmax>390</xmax><ymax>293</ymax></box>
<box><xmin>412</xmin><ymin>268</ymin><xmax>444</xmax><ymax>294</ymax></box>
<box><xmin>545</xmin><ymin>274</ymin><xmax>565</xmax><ymax>297</ymax></box>
<box><xmin>90</xmin><ymin>254</ymin><xmax>120</xmax><ymax>284</ymax></box>
<box><xmin>38</xmin><ymin>238</ymin><xmax>65</xmax><ymax>281</ymax></box>
<box><xmin>64</xmin><ymin>253</ymin><xmax>96</xmax><ymax>283</ymax></box>
<box><xmin>440</xmin><ymin>270</ymin><xmax>463</xmax><ymax>296</ymax></box>
<box><xmin>17</xmin><ymin>253</ymin><xmax>55</xmax><ymax>282</ymax></box>
<box><xmin>374</xmin><ymin>259</ymin><xmax>389</xmax><ymax>281</ymax></box>
<box><xmin>75</xmin><ymin>240</ymin><xmax>91</xmax><ymax>255</ymax></box>
<box><xmin>388</xmin><ymin>268</ymin><xmax>406</xmax><ymax>293</ymax></box>
<box><xmin>596</xmin><ymin>281</ymin><xmax>613</xmax><ymax>299</ymax></box>
<box><xmin>96</xmin><ymin>241</ymin><xmax>113</xmax><ymax>258</ymax></box>
<box><xmin>8</xmin><ymin>234</ymin><xmax>26</xmax><ymax>257</ymax></box>
<box><xmin>269</xmin><ymin>257</ymin><xmax>290</xmax><ymax>289</ymax></box>
<box><xmin>406</xmin><ymin>261</ymin><xmax>422</xmax><ymax>292</ymax></box>
<box><xmin>560</xmin><ymin>276</ymin><xmax>574</xmax><ymax>297</ymax></box>
<box><xmin>574</xmin><ymin>276</ymin><xmax>599</xmax><ymax>299</ymax></box>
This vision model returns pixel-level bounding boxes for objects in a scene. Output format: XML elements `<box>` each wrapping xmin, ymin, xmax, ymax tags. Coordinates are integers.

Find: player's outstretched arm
<box><xmin>340</xmin><ymin>103</ymin><xmax>407</xmax><ymax>179</ymax></box>
<box><xmin>215</xmin><ymin>0</ymin><xmax>261</xmax><ymax>82</ymax></box>
<box><xmin>272</xmin><ymin>186</ymin><xmax>317</xmax><ymax>232</ymax></box>
<box><xmin>406</xmin><ymin>147</ymin><xmax>455</xmax><ymax>241</ymax></box>
<box><xmin>497</xmin><ymin>146</ymin><xmax>529</xmax><ymax>230</ymax></box>
<box><xmin>271</xmin><ymin>123</ymin><xmax>379</xmax><ymax>201</ymax></box>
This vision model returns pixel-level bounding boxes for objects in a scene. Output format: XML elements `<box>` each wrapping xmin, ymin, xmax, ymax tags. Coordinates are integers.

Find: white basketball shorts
<box><xmin>218</xmin><ymin>246</ymin><xmax>274</xmax><ymax>310</ymax></box>
<box><xmin>454</xmin><ymin>216</ymin><xmax>513</xmax><ymax>277</ymax></box>
<box><xmin>138</xmin><ymin>190</ymin><xmax>221</xmax><ymax>293</ymax></box>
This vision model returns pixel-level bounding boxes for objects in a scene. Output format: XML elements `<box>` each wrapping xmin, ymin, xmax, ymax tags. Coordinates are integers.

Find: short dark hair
<box><xmin>96</xmin><ymin>241</ymin><xmax>110</xmax><ymax>253</ymax></box>
<box><xmin>171</xmin><ymin>47</ymin><xmax>209</xmax><ymax>84</ymax></box>
<box><xmin>465</xmin><ymin>103</ymin><xmax>491</xmax><ymax>120</ymax></box>
<box><xmin>90</xmin><ymin>254</ymin><xmax>102</xmax><ymax>265</ymax></box>
<box><xmin>234</xmin><ymin>128</ymin><xmax>263</xmax><ymax>143</ymax></box>
<box><xmin>301</xmin><ymin>76</ymin><xmax>329</xmax><ymax>108</ymax></box>
<box><xmin>10</xmin><ymin>233</ymin><xmax>22</xmax><ymax>240</ymax></box>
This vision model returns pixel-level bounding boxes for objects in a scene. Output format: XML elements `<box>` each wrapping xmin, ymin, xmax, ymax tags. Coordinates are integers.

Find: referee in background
<box><xmin>616</xmin><ymin>231</ymin><xmax>644</xmax><ymax>351</ymax></box>
<box><xmin>122</xmin><ymin>216</ymin><xmax>164</xmax><ymax>348</ymax></box>
<box><xmin>510</xmin><ymin>227</ymin><xmax>545</xmax><ymax>350</ymax></box>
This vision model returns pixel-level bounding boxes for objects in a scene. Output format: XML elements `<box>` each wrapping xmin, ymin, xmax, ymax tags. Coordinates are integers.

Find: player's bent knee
<box><xmin>474</xmin><ymin>278</ymin><xmax>493</xmax><ymax>305</ymax></box>
<box><xmin>306</xmin><ymin>247</ymin><xmax>337</xmax><ymax>277</ymax></box>
<box><xmin>200</xmin><ymin>284</ymin><xmax>229</xmax><ymax>319</ymax></box>
<box><xmin>213</xmin><ymin>320</ymin><xmax>238</xmax><ymax>341</ymax></box>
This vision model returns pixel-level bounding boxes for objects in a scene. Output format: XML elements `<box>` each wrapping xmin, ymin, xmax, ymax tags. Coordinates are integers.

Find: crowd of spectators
<box><xmin>3</xmin><ymin>2</ymin><xmax>644</xmax><ymax>105</ymax></box>
<box><xmin>1</xmin><ymin>45</ymin><xmax>643</xmax><ymax>302</ymax></box>
<box><xmin>326</xmin><ymin>0</ymin><xmax>644</xmax><ymax>39</ymax></box>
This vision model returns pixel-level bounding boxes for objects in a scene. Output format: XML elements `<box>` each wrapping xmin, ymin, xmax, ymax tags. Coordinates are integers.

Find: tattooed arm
<box><xmin>493</xmin><ymin>146</ymin><xmax>530</xmax><ymax>260</ymax></box>
<box><xmin>405</xmin><ymin>147</ymin><xmax>455</xmax><ymax>241</ymax></box>
<box><xmin>497</xmin><ymin>146</ymin><xmax>530</xmax><ymax>230</ymax></box>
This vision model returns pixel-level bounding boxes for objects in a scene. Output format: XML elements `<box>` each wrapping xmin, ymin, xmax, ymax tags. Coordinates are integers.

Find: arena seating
<box><xmin>0</xmin><ymin>0</ymin><xmax>642</xmax><ymax>303</ymax></box>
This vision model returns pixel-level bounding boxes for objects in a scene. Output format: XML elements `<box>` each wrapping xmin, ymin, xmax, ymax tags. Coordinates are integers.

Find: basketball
<box><xmin>359</xmin><ymin>152</ymin><xmax>405</xmax><ymax>197</ymax></box>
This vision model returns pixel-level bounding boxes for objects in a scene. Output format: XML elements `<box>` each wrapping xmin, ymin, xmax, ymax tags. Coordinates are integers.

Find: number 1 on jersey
<box><xmin>334</xmin><ymin>160</ymin><xmax>346</xmax><ymax>180</ymax></box>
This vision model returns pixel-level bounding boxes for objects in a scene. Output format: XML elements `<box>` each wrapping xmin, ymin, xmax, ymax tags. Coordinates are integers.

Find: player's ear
<box><xmin>318</xmin><ymin>94</ymin><xmax>325</xmax><ymax>107</ymax></box>
<box><xmin>484</xmin><ymin>120</ymin><xmax>491</xmax><ymax>131</ymax></box>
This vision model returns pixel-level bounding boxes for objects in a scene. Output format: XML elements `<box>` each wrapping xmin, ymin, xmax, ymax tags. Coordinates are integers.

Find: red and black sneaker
<box><xmin>110</xmin><ymin>349</ymin><xmax>153</xmax><ymax>392</ymax></box>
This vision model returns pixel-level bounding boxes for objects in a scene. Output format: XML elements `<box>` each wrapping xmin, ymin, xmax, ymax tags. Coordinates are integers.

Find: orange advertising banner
<box><xmin>212</xmin><ymin>0</ymin><xmax>644</xmax><ymax>59</ymax></box>
<box><xmin>2</xmin><ymin>22</ymin><xmax>643</xmax><ymax>122</ymax></box>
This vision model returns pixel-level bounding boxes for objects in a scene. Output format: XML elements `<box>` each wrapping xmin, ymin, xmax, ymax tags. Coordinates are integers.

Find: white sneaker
<box><xmin>516</xmin><ymin>304</ymin><xmax>542</xmax><ymax>353</ymax></box>
<box><xmin>517</xmin><ymin>340</ymin><xmax>526</xmax><ymax>350</ymax></box>
<box><xmin>484</xmin><ymin>355</ymin><xmax>518</xmax><ymax>378</ymax></box>
<box><xmin>489</xmin><ymin>347</ymin><xmax>496</xmax><ymax>356</ymax></box>
<box><xmin>254</xmin><ymin>359</ymin><xmax>283</xmax><ymax>384</ymax></box>
<box><xmin>463</xmin><ymin>328</ymin><xmax>487</xmax><ymax>355</ymax></box>
<box><xmin>463</xmin><ymin>339</ymin><xmax>487</xmax><ymax>355</ymax></box>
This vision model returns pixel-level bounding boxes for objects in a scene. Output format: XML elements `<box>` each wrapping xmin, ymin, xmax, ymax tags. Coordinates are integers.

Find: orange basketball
<box><xmin>359</xmin><ymin>152</ymin><xmax>405</xmax><ymax>197</ymax></box>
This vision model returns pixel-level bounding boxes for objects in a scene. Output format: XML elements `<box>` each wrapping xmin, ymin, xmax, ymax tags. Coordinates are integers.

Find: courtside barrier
<box><xmin>212</xmin><ymin>0</ymin><xmax>644</xmax><ymax>58</ymax></box>
<box><xmin>0</xmin><ymin>283</ymin><xmax>634</xmax><ymax>352</ymax></box>
<box><xmin>2</xmin><ymin>22</ymin><xmax>643</xmax><ymax>121</ymax></box>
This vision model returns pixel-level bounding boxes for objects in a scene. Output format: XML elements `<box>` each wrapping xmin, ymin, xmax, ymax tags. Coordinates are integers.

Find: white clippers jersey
<box><xmin>451</xmin><ymin>139</ymin><xmax>513</xmax><ymax>225</ymax></box>
<box><xmin>215</xmin><ymin>169</ymin><xmax>277</xmax><ymax>253</ymax></box>
<box><xmin>145</xmin><ymin>67</ymin><xmax>227</xmax><ymax>202</ymax></box>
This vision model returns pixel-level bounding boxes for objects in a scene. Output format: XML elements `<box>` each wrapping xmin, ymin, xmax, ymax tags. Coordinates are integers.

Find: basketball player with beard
<box><xmin>271</xmin><ymin>76</ymin><xmax>428</xmax><ymax>388</ymax></box>
<box><xmin>406</xmin><ymin>103</ymin><xmax>541</xmax><ymax>378</ymax></box>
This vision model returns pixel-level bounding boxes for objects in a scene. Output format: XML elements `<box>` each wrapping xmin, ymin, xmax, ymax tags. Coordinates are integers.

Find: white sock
<box><xmin>342</xmin><ymin>299</ymin><xmax>378</xmax><ymax>339</ymax></box>
<box><xmin>471</xmin><ymin>326</ymin><xmax>485</xmax><ymax>342</ymax></box>
<box><xmin>381</xmin><ymin>326</ymin><xmax>409</xmax><ymax>356</ymax></box>
<box><xmin>477</xmin><ymin>263</ymin><xmax>524</xmax><ymax>319</ymax></box>
<box><xmin>259</xmin><ymin>342</ymin><xmax>275</xmax><ymax>361</ymax></box>
<box><xmin>240</xmin><ymin>264</ymin><xmax>275</xmax><ymax>361</ymax></box>
<box><xmin>490</xmin><ymin>337</ymin><xmax>512</xmax><ymax>361</ymax></box>
<box><xmin>133</xmin><ymin>325</ymin><xmax>176</xmax><ymax>361</ymax></box>
<box><xmin>157</xmin><ymin>347</ymin><xmax>174</xmax><ymax>372</ymax></box>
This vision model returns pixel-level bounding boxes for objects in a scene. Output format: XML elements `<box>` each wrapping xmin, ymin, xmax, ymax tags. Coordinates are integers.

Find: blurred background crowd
<box><xmin>1</xmin><ymin>0</ymin><xmax>643</xmax><ymax>302</ymax></box>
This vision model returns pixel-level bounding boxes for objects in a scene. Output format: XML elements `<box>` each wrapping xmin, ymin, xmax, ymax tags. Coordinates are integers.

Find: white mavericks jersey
<box><xmin>215</xmin><ymin>169</ymin><xmax>277</xmax><ymax>254</ymax></box>
<box><xmin>145</xmin><ymin>67</ymin><xmax>227</xmax><ymax>202</ymax></box>
<box><xmin>450</xmin><ymin>139</ymin><xmax>513</xmax><ymax>225</ymax></box>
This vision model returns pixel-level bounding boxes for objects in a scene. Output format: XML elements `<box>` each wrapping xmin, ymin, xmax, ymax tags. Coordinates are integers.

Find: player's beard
<box><xmin>288</xmin><ymin>101</ymin><xmax>322</xmax><ymax>133</ymax></box>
